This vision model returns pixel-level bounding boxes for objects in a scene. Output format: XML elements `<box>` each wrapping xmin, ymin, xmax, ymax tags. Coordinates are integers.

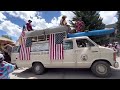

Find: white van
<box><xmin>11</xmin><ymin>36</ymin><xmax>119</xmax><ymax>77</ymax></box>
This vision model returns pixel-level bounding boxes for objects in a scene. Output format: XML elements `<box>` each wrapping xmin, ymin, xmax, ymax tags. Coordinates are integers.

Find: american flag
<box><xmin>49</xmin><ymin>33</ymin><xmax>64</xmax><ymax>60</ymax></box>
<box><xmin>19</xmin><ymin>29</ymin><xmax>31</xmax><ymax>60</ymax></box>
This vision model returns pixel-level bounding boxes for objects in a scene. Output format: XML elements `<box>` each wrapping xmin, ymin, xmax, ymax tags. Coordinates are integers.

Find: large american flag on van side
<box><xmin>19</xmin><ymin>30</ymin><xmax>31</xmax><ymax>60</ymax></box>
<box><xmin>49</xmin><ymin>33</ymin><xmax>64</xmax><ymax>60</ymax></box>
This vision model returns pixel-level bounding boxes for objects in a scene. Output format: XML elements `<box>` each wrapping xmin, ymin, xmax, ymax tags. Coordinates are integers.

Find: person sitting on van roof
<box><xmin>60</xmin><ymin>15</ymin><xmax>71</xmax><ymax>33</ymax></box>
<box><xmin>60</xmin><ymin>16</ymin><xmax>67</xmax><ymax>26</ymax></box>
<box><xmin>26</xmin><ymin>20</ymin><xmax>33</xmax><ymax>31</ymax></box>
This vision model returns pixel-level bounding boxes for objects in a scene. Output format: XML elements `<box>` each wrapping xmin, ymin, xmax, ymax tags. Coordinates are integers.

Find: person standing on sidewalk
<box><xmin>0</xmin><ymin>53</ymin><xmax>15</xmax><ymax>79</ymax></box>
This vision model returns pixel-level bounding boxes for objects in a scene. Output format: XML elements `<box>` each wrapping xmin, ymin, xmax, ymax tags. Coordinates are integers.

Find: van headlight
<box><xmin>114</xmin><ymin>62</ymin><xmax>119</xmax><ymax>68</ymax></box>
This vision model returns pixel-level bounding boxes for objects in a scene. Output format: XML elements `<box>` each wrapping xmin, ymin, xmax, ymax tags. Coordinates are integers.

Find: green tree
<box><xmin>70</xmin><ymin>11</ymin><xmax>106</xmax><ymax>45</ymax></box>
<box><xmin>1</xmin><ymin>35</ymin><xmax>12</xmax><ymax>40</ymax></box>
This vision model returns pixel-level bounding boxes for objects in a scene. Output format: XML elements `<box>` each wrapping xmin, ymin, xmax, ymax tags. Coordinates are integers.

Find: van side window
<box><xmin>31</xmin><ymin>42</ymin><xmax>49</xmax><ymax>52</ymax></box>
<box><xmin>31</xmin><ymin>37</ymin><xmax>37</xmax><ymax>42</ymax></box>
<box><xmin>76</xmin><ymin>39</ymin><xmax>95</xmax><ymax>48</ymax></box>
<box><xmin>12</xmin><ymin>46</ymin><xmax>20</xmax><ymax>53</ymax></box>
<box><xmin>38</xmin><ymin>35</ymin><xmax>45</xmax><ymax>41</ymax></box>
<box><xmin>63</xmin><ymin>40</ymin><xmax>73</xmax><ymax>50</ymax></box>
<box><xmin>46</xmin><ymin>35</ymin><xmax>50</xmax><ymax>40</ymax></box>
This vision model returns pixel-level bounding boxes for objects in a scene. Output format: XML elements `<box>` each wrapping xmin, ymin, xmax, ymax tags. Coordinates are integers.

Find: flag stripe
<box><xmin>55</xmin><ymin>44</ymin><xmax>57</xmax><ymax>60</ymax></box>
<box><xmin>60</xmin><ymin>45</ymin><xmax>62</xmax><ymax>59</ymax></box>
<box><xmin>49</xmin><ymin>34</ymin><xmax>52</xmax><ymax>60</ymax></box>
<box><xmin>23</xmin><ymin>38</ymin><xmax>26</xmax><ymax>60</ymax></box>
<box><xmin>53</xmin><ymin>34</ymin><xmax>55</xmax><ymax>60</ymax></box>
<box><xmin>58</xmin><ymin>44</ymin><xmax>60</xmax><ymax>59</ymax></box>
<box><xmin>58</xmin><ymin>44</ymin><xmax>60</xmax><ymax>60</ymax></box>
<box><xmin>62</xmin><ymin>45</ymin><xmax>63</xmax><ymax>59</ymax></box>
<box><xmin>50</xmin><ymin>35</ymin><xmax>53</xmax><ymax>59</ymax></box>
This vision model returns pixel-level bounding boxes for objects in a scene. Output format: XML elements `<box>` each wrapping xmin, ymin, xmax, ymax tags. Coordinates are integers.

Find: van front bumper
<box><xmin>114</xmin><ymin>62</ymin><xmax>119</xmax><ymax>68</ymax></box>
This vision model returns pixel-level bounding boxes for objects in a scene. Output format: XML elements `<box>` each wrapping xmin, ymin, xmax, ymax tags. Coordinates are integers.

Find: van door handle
<box><xmin>92</xmin><ymin>51</ymin><xmax>98</xmax><ymax>52</ymax></box>
<box><xmin>75</xmin><ymin>50</ymin><xmax>80</xmax><ymax>52</ymax></box>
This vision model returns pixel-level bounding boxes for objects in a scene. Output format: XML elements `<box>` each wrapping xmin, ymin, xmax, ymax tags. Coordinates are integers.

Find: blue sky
<box><xmin>41</xmin><ymin>11</ymin><xmax>60</xmax><ymax>23</ymax></box>
<box><xmin>0</xmin><ymin>11</ymin><xmax>118</xmax><ymax>43</ymax></box>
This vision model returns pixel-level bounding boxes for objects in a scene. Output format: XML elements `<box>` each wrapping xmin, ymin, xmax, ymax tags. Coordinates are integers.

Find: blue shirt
<box><xmin>0</xmin><ymin>62</ymin><xmax>15</xmax><ymax>79</ymax></box>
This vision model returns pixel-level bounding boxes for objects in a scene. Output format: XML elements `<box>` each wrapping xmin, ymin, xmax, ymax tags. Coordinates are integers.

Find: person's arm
<box><xmin>6</xmin><ymin>63</ymin><xmax>15</xmax><ymax>73</ymax></box>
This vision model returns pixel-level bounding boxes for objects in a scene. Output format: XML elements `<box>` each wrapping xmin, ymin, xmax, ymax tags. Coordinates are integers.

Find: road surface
<box><xmin>10</xmin><ymin>57</ymin><xmax>120</xmax><ymax>79</ymax></box>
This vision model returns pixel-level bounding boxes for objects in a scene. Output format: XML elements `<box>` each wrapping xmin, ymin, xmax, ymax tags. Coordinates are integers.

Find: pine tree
<box><xmin>70</xmin><ymin>11</ymin><xmax>106</xmax><ymax>45</ymax></box>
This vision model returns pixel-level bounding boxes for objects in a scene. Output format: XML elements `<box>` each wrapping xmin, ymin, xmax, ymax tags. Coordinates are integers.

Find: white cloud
<box><xmin>99</xmin><ymin>11</ymin><xmax>118</xmax><ymax>25</ymax></box>
<box><xmin>0</xmin><ymin>20</ymin><xmax>22</xmax><ymax>38</ymax></box>
<box><xmin>0</xmin><ymin>12</ymin><xmax>7</xmax><ymax>21</ymax></box>
<box><xmin>5</xmin><ymin>11</ymin><xmax>39</xmax><ymax>22</ymax></box>
<box><xmin>4</xmin><ymin>11</ymin><xmax>55</xmax><ymax>30</ymax></box>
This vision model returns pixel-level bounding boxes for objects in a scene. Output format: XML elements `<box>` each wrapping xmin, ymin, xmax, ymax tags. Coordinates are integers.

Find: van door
<box><xmin>62</xmin><ymin>40</ymin><xmax>76</xmax><ymax>67</ymax></box>
<box><xmin>11</xmin><ymin>46</ymin><xmax>20</xmax><ymax>65</ymax></box>
<box><xmin>75</xmin><ymin>38</ymin><xmax>100</xmax><ymax>68</ymax></box>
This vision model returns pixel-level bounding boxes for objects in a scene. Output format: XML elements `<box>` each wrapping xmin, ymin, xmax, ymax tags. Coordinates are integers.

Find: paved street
<box><xmin>10</xmin><ymin>57</ymin><xmax>120</xmax><ymax>79</ymax></box>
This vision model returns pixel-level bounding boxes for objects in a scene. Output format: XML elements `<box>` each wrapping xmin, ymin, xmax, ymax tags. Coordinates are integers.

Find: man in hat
<box><xmin>0</xmin><ymin>53</ymin><xmax>15</xmax><ymax>79</ymax></box>
<box><xmin>26</xmin><ymin>20</ymin><xmax>33</xmax><ymax>31</ymax></box>
<box><xmin>75</xmin><ymin>17</ymin><xmax>85</xmax><ymax>32</ymax></box>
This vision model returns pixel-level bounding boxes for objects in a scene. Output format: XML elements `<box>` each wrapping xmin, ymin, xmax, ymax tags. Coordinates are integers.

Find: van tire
<box><xmin>32</xmin><ymin>63</ymin><xmax>45</xmax><ymax>75</ymax></box>
<box><xmin>91</xmin><ymin>61</ymin><xmax>111</xmax><ymax>77</ymax></box>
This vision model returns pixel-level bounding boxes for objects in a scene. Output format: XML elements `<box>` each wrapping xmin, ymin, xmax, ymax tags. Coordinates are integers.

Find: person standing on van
<box><xmin>60</xmin><ymin>15</ymin><xmax>71</xmax><ymax>33</ymax></box>
<box><xmin>26</xmin><ymin>20</ymin><xmax>33</xmax><ymax>31</ymax></box>
<box><xmin>0</xmin><ymin>53</ymin><xmax>15</xmax><ymax>79</ymax></box>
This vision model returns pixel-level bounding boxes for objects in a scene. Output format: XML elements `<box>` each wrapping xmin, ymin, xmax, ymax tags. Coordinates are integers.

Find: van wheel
<box><xmin>91</xmin><ymin>61</ymin><xmax>111</xmax><ymax>77</ymax></box>
<box><xmin>32</xmin><ymin>63</ymin><xmax>45</xmax><ymax>75</ymax></box>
